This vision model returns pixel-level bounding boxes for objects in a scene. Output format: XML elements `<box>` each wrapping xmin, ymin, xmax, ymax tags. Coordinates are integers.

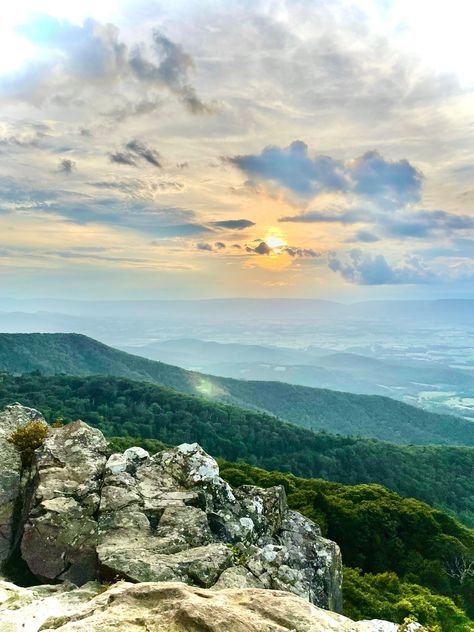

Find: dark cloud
<box><xmin>129</xmin><ymin>31</ymin><xmax>212</xmax><ymax>114</ymax></box>
<box><xmin>284</xmin><ymin>247</ymin><xmax>319</xmax><ymax>257</ymax></box>
<box><xmin>350</xmin><ymin>230</ymin><xmax>380</xmax><ymax>243</ymax></box>
<box><xmin>109</xmin><ymin>151</ymin><xmax>137</xmax><ymax>166</ymax></box>
<box><xmin>196</xmin><ymin>241</ymin><xmax>226</xmax><ymax>252</ymax></box>
<box><xmin>4</xmin><ymin>16</ymin><xmax>210</xmax><ymax>115</ymax></box>
<box><xmin>109</xmin><ymin>140</ymin><xmax>162</xmax><ymax>168</ymax></box>
<box><xmin>197</xmin><ymin>242</ymin><xmax>213</xmax><ymax>251</ymax></box>
<box><xmin>280</xmin><ymin>208</ymin><xmax>366</xmax><ymax>224</ymax></box>
<box><xmin>329</xmin><ymin>250</ymin><xmax>436</xmax><ymax>285</ymax></box>
<box><xmin>230</xmin><ymin>142</ymin><xmax>423</xmax><ymax>207</ymax></box>
<box><xmin>244</xmin><ymin>241</ymin><xmax>272</xmax><ymax>255</ymax></box>
<box><xmin>0</xmin><ymin>178</ymin><xmax>209</xmax><ymax>237</ymax></box>
<box><xmin>229</xmin><ymin>141</ymin><xmax>347</xmax><ymax>198</ymax></box>
<box><xmin>281</xmin><ymin>205</ymin><xmax>474</xmax><ymax>242</ymax></box>
<box><xmin>57</xmin><ymin>159</ymin><xmax>76</xmax><ymax>174</ymax></box>
<box><xmin>212</xmin><ymin>218</ymin><xmax>256</xmax><ymax>230</ymax></box>
<box><xmin>350</xmin><ymin>151</ymin><xmax>423</xmax><ymax>207</ymax></box>
<box><xmin>125</xmin><ymin>139</ymin><xmax>162</xmax><ymax>168</ymax></box>
<box><xmin>385</xmin><ymin>210</ymin><xmax>474</xmax><ymax>238</ymax></box>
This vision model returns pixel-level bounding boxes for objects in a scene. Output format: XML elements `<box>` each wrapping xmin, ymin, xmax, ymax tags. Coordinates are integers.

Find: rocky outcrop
<box><xmin>0</xmin><ymin>404</ymin><xmax>47</xmax><ymax>568</ymax></box>
<box><xmin>0</xmin><ymin>405</ymin><xmax>342</xmax><ymax>611</ymax></box>
<box><xmin>21</xmin><ymin>421</ymin><xmax>109</xmax><ymax>585</ymax></box>
<box><xmin>0</xmin><ymin>404</ymin><xmax>427</xmax><ymax>631</ymax></box>
<box><xmin>97</xmin><ymin>442</ymin><xmax>342</xmax><ymax>610</ymax></box>
<box><xmin>0</xmin><ymin>579</ymin><xmax>426</xmax><ymax>632</ymax></box>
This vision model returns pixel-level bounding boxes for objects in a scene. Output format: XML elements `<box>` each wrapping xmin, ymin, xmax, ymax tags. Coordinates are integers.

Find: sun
<box><xmin>265</xmin><ymin>233</ymin><xmax>287</xmax><ymax>254</ymax></box>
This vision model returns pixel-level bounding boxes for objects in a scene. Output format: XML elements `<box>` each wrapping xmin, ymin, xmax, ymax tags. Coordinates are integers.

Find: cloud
<box><xmin>57</xmin><ymin>159</ymin><xmax>76</xmax><ymax>174</ymax></box>
<box><xmin>349</xmin><ymin>151</ymin><xmax>423</xmax><ymax>207</ymax></box>
<box><xmin>109</xmin><ymin>151</ymin><xmax>137</xmax><ymax>166</ymax></box>
<box><xmin>229</xmin><ymin>141</ymin><xmax>347</xmax><ymax>198</ymax></box>
<box><xmin>212</xmin><ymin>218</ymin><xmax>255</xmax><ymax>230</ymax></box>
<box><xmin>243</xmin><ymin>240</ymin><xmax>320</xmax><ymax>258</ymax></box>
<box><xmin>125</xmin><ymin>140</ymin><xmax>162</xmax><ymax>168</ymax></box>
<box><xmin>0</xmin><ymin>121</ymin><xmax>52</xmax><ymax>152</ymax></box>
<box><xmin>284</xmin><ymin>247</ymin><xmax>320</xmax><ymax>257</ymax></box>
<box><xmin>105</xmin><ymin>98</ymin><xmax>161</xmax><ymax>122</ymax></box>
<box><xmin>196</xmin><ymin>241</ymin><xmax>227</xmax><ymax>252</ymax></box>
<box><xmin>196</xmin><ymin>242</ymin><xmax>213</xmax><ymax>251</ymax></box>
<box><xmin>91</xmin><ymin>178</ymin><xmax>183</xmax><ymax>196</ymax></box>
<box><xmin>245</xmin><ymin>242</ymin><xmax>270</xmax><ymax>255</ymax></box>
<box><xmin>2</xmin><ymin>16</ymin><xmax>209</xmax><ymax>115</ymax></box>
<box><xmin>350</xmin><ymin>230</ymin><xmax>380</xmax><ymax>243</ymax></box>
<box><xmin>109</xmin><ymin>140</ymin><xmax>162</xmax><ymax>168</ymax></box>
<box><xmin>281</xmin><ymin>203</ymin><xmax>474</xmax><ymax>242</ymax></box>
<box><xmin>230</xmin><ymin>142</ymin><xmax>423</xmax><ymax>208</ymax></box>
<box><xmin>0</xmin><ymin>178</ymin><xmax>210</xmax><ymax>237</ymax></box>
<box><xmin>329</xmin><ymin>250</ymin><xmax>436</xmax><ymax>285</ymax></box>
<box><xmin>129</xmin><ymin>31</ymin><xmax>212</xmax><ymax>114</ymax></box>
<box><xmin>385</xmin><ymin>210</ymin><xmax>474</xmax><ymax>238</ymax></box>
<box><xmin>280</xmin><ymin>208</ymin><xmax>366</xmax><ymax>224</ymax></box>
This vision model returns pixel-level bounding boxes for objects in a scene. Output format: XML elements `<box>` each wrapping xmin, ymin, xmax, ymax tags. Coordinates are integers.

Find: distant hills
<box><xmin>120</xmin><ymin>337</ymin><xmax>474</xmax><ymax>403</ymax></box>
<box><xmin>0</xmin><ymin>332</ymin><xmax>473</xmax><ymax>446</ymax></box>
<box><xmin>1</xmin><ymin>297</ymin><xmax>473</xmax><ymax>323</ymax></box>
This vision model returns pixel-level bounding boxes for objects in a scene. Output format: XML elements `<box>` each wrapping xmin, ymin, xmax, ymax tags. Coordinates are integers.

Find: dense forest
<box><xmin>0</xmin><ymin>332</ymin><xmax>473</xmax><ymax>446</ymax></box>
<box><xmin>3</xmin><ymin>372</ymin><xmax>474</xmax><ymax>528</ymax></box>
<box><xmin>110</xmin><ymin>435</ymin><xmax>474</xmax><ymax>630</ymax></box>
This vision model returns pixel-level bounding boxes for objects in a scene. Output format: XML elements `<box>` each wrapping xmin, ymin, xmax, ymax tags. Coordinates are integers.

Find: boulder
<box><xmin>0</xmin><ymin>579</ymin><xmax>100</xmax><ymax>632</ymax></box>
<box><xmin>21</xmin><ymin>421</ymin><xmax>109</xmax><ymax>585</ymax></box>
<box><xmin>0</xmin><ymin>406</ymin><xmax>343</xmax><ymax>612</ymax></box>
<box><xmin>0</xmin><ymin>580</ymin><xmax>427</xmax><ymax>632</ymax></box>
<box><xmin>0</xmin><ymin>404</ymin><xmax>47</xmax><ymax>568</ymax></box>
<box><xmin>97</xmin><ymin>442</ymin><xmax>342</xmax><ymax>610</ymax></box>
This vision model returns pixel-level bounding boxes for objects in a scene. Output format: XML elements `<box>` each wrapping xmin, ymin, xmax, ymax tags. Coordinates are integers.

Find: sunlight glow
<box><xmin>265</xmin><ymin>234</ymin><xmax>287</xmax><ymax>254</ymax></box>
<box><xmin>0</xmin><ymin>1</ymin><xmax>121</xmax><ymax>74</ymax></box>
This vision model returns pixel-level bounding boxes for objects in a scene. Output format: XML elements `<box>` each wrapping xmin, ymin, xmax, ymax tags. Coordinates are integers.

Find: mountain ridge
<box><xmin>0</xmin><ymin>331</ymin><xmax>473</xmax><ymax>446</ymax></box>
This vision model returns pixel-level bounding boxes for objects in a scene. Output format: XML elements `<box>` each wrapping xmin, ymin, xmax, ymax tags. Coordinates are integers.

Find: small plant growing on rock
<box><xmin>8</xmin><ymin>421</ymin><xmax>49</xmax><ymax>466</ymax></box>
<box><xmin>51</xmin><ymin>417</ymin><xmax>65</xmax><ymax>428</ymax></box>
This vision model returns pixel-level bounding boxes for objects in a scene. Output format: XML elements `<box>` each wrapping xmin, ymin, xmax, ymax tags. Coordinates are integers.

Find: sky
<box><xmin>0</xmin><ymin>0</ymin><xmax>473</xmax><ymax>300</ymax></box>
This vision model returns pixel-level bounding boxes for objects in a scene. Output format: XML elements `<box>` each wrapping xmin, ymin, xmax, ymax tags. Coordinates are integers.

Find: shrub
<box><xmin>8</xmin><ymin>420</ymin><xmax>49</xmax><ymax>465</ymax></box>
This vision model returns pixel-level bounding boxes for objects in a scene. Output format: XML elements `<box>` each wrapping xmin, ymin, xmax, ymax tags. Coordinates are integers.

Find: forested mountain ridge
<box><xmin>0</xmin><ymin>332</ymin><xmax>473</xmax><ymax>446</ymax></box>
<box><xmin>2</xmin><ymin>372</ymin><xmax>474</xmax><ymax>527</ymax></box>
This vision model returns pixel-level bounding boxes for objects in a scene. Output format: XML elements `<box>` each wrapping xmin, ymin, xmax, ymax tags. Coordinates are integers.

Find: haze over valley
<box><xmin>1</xmin><ymin>297</ymin><xmax>472</xmax><ymax>419</ymax></box>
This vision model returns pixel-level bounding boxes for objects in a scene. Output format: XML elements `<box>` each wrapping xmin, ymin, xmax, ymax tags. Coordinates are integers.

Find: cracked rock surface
<box><xmin>0</xmin><ymin>579</ymin><xmax>427</xmax><ymax>632</ymax></box>
<box><xmin>1</xmin><ymin>405</ymin><xmax>342</xmax><ymax>611</ymax></box>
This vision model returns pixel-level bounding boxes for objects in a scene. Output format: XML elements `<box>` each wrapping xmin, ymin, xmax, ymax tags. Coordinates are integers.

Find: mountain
<box><xmin>0</xmin><ymin>332</ymin><xmax>473</xmax><ymax>446</ymax></box>
<box><xmin>120</xmin><ymin>338</ymin><xmax>474</xmax><ymax>404</ymax></box>
<box><xmin>2</xmin><ymin>372</ymin><xmax>474</xmax><ymax>526</ymax></box>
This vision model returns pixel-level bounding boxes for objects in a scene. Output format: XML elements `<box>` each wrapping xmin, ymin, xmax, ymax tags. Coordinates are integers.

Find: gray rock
<box><xmin>0</xmin><ymin>412</ymin><xmax>342</xmax><ymax>612</ymax></box>
<box><xmin>21</xmin><ymin>421</ymin><xmax>109</xmax><ymax>584</ymax></box>
<box><xmin>0</xmin><ymin>404</ymin><xmax>46</xmax><ymax>441</ymax></box>
<box><xmin>212</xmin><ymin>566</ymin><xmax>265</xmax><ymax>589</ymax></box>
<box><xmin>0</xmin><ymin>404</ymin><xmax>47</xmax><ymax>569</ymax></box>
<box><xmin>97</xmin><ymin>442</ymin><xmax>342</xmax><ymax>610</ymax></box>
<box><xmin>100</xmin><ymin>543</ymin><xmax>233</xmax><ymax>586</ymax></box>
